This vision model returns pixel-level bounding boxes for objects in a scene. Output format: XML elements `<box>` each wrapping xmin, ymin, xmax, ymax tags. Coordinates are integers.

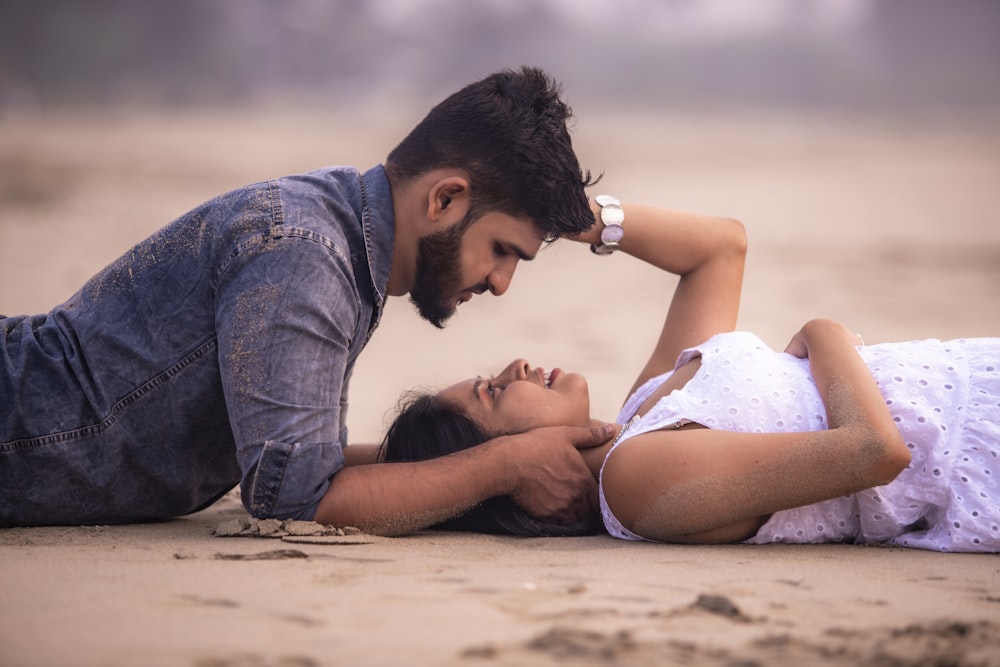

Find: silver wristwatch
<box><xmin>590</xmin><ymin>194</ymin><xmax>625</xmax><ymax>255</ymax></box>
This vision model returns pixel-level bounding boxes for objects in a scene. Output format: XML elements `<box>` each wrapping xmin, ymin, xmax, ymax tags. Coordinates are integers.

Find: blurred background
<box><xmin>1</xmin><ymin>0</ymin><xmax>998</xmax><ymax>437</ymax></box>
<box><xmin>2</xmin><ymin>0</ymin><xmax>999</xmax><ymax>112</ymax></box>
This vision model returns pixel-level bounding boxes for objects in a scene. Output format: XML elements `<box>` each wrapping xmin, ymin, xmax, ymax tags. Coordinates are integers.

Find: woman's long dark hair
<box><xmin>379</xmin><ymin>391</ymin><xmax>601</xmax><ymax>537</ymax></box>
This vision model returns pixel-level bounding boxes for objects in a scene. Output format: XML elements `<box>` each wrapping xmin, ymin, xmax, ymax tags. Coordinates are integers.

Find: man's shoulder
<box><xmin>272</xmin><ymin>164</ymin><xmax>392</xmax><ymax>241</ymax></box>
<box><xmin>275</xmin><ymin>166</ymin><xmax>362</xmax><ymax>196</ymax></box>
<box><xmin>270</xmin><ymin>167</ymin><xmax>364</xmax><ymax>229</ymax></box>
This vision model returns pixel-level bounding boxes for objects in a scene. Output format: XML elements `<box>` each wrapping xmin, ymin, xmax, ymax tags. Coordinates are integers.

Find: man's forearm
<box><xmin>312</xmin><ymin>441</ymin><xmax>512</xmax><ymax>535</ymax></box>
<box><xmin>342</xmin><ymin>444</ymin><xmax>382</xmax><ymax>466</ymax></box>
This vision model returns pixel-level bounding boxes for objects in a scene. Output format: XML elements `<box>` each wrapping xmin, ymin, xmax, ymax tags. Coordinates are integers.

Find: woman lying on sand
<box><xmin>379</xmin><ymin>198</ymin><xmax>1000</xmax><ymax>552</ymax></box>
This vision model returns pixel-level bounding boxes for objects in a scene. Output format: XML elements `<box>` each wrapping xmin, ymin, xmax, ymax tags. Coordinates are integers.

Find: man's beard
<box><xmin>409</xmin><ymin>216</ymin><xmax>475</xmax><ymax>329</ymax></box>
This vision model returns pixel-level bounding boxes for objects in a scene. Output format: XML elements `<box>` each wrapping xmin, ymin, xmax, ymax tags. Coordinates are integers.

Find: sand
<box><xmin>1</xmin><ymin>104</ymin><xmax>999</xmax><ymax>666</ymax></box>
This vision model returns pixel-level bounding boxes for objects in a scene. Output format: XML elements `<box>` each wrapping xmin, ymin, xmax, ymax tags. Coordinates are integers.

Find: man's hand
<box><xmin>501</xmin><ymin>423</ymin><xmax>614</xmax><ymax>524</ymax></box>
<box><xmin>315</xmin><ymin>423</ymin><xmax>613</xmax><ymax>536</ymax></box>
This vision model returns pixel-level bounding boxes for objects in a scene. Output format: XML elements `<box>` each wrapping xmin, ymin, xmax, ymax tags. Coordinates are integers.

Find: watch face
<box><xmin>600</xmin><ymin>205</ymin><xmax>625</xmax><ymax>226</ymax></box>
<box><xmin>600</xmin><ymin>224</ymin><xmax>624</xmax><ymax>244</ymax></box>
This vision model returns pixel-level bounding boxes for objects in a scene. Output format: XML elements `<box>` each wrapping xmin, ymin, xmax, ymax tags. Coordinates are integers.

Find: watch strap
<box><xmin>590</xmin><ymin>194</ymin><xmax>624</xmax><ymax>255</ymax></box>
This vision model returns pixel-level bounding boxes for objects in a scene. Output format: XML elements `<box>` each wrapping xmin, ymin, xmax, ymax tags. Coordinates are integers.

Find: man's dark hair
<box><xmin>378</xmin><ymin>391</ymin><xmax>601</xmax><ymax>537</ymax></box>
<box><xmin>385</xmin><ymin>65</ymin><xmax>599</xmax><ymax>242</ymax></box>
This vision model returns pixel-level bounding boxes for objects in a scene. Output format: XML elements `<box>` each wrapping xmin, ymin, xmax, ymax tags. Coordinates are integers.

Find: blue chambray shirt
<box><xmin>0</xmin><ymin>165</ymin><xmax>394</xmax><ymax>526</ymax></box>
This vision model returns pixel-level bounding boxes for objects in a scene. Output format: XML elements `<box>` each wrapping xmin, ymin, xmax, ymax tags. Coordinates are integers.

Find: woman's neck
<box><xmin>579</xmin><ymin>423</ymin><xmax>627</xmax><ymax>479</ymax></box>
<box><xmin>581</xmin><ymin>356</ymin><xmax>705</xmax><ymax>478</ymax></box>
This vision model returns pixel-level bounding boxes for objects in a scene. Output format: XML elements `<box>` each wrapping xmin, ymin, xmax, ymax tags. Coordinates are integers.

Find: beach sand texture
<box><xmin>1</xmin><ymin>106</ymin><xmax>999</xmax><ymax>666</ymax></box>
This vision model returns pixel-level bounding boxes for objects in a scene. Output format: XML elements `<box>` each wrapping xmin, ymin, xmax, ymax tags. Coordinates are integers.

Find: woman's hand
<box><xmin>784</xmin><ymin>319</ymin><xmax>864</xmax><ymax>359</ymax></box>
<box><xmin>783</xmin><ymin>328</ymin><xmax>810</xmax><ymax>359</ymax></box>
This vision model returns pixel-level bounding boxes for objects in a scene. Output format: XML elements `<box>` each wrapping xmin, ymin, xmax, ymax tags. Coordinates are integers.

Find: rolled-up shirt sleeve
<box><xmin>215</xmin><ymin>227</ymin><xmax>358</xmax><ymax>520</ymax></box>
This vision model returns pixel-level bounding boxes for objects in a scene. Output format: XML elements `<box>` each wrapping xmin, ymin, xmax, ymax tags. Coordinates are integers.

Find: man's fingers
<box><xmin>508</xmin><ymin>425</ymin><xmax>607</xmax><ymax>523</ymax></box>
<box><xmin>542</xmin><ymin>485</ymin><xmax>597</xmax><ymax>525</ymax></box>
<box><xmin>572</xmin><ymin>422</ymin><xmax>616</xmax><ymax>449</ymax></box>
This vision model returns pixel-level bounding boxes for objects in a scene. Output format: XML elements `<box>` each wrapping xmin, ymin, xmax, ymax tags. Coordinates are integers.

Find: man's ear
<box><xmin>427</xmin><ymin>175</ymin><xmax>471</xmax><ymax>225</ymax></box>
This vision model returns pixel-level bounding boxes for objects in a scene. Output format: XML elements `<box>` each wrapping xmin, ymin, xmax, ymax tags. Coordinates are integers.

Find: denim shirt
<box><xmin>0</xmin><ymin>165</ymin><xmax>394</xmax><ymax>526</ymax></box>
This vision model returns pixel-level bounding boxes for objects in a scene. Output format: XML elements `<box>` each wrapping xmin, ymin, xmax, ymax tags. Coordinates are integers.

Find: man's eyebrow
<box><xmin>507</xmin><ymin>243</ymin><xmax>536</xmax><ymax>261</ymax></box>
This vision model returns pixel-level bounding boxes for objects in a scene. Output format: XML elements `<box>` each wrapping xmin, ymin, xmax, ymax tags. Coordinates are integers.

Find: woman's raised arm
<box><xmin>573</xmin><ymin>201</ymin><xmax>747</xmax><ymax>397</ymax></box>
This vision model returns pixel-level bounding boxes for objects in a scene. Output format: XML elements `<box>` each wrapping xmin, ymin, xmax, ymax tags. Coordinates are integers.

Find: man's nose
<box><xmin>486</xmin><ymin>265</ymin><xmax>514</xmax><ymax>296</ymax></box>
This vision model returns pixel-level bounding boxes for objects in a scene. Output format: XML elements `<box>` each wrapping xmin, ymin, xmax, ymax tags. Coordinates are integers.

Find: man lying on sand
<box><xmin>1</xmin><ymin>66</ymin><xmax>615</xmax><ymax>531</ymax></box>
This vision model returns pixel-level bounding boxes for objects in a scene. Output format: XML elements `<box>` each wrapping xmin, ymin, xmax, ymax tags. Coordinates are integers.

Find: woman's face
<box><xmin>437</xmin><ymin>358</ymin><xmax>590</xmax><ymax>435</ymax></box>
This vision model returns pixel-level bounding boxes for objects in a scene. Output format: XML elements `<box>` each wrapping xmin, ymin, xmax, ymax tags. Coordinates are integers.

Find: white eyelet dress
<box><xmin>598</xmin><ymin>331</ymin><xmax>1000</xmax><ymax>552</ymax></box>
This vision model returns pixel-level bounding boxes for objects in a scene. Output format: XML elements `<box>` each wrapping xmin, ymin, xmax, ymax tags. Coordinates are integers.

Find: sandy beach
<box><xmin>1</xmin><ymin>105</ymin><xmax>999</xmax><ymax>666</ymax></box>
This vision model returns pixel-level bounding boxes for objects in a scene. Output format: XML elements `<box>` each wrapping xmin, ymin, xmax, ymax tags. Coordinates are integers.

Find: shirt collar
<box><xmin>359</xmin><ymin>164</ymin><xmax>395</xmax><ymax>306</ymax></box>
